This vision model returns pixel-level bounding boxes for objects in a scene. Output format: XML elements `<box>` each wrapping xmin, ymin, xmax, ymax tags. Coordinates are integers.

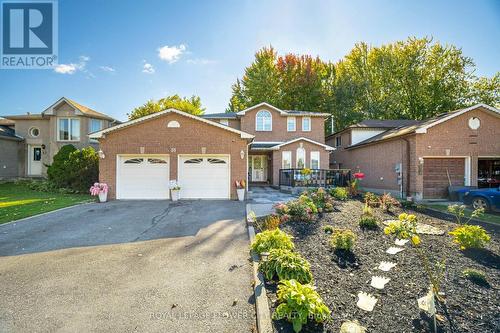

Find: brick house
<box><xmin>0</xmin><ymin>97</ymin><xmax>118</xmax><ymax>178</ymax></box>
<box><xmin>90</xmin><ymin>102</ymin><xmax>334</xmax><ymax>200</ymax></box>
<box><xmin>326</xmin><ymin>104</ymin><xmax>500</xmax><ymax>200</ymax></box>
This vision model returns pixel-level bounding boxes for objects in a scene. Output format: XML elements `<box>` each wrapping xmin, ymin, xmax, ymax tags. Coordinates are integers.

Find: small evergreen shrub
<box><xmin>251</xmin><ymin>229</ymin><xmax>294</xmax><ymax>254</ymax></box>
<box><xmin>273</xmin><ymin>279</ymin><xmax>331</xmax><ymax>333</ymax></box>
<box><xmin>364</xmin><ymin>192</ymin><xmax>380</xmax><ymax>207</ymax></box>
<box><xmin>462</xmin><ymin>268</ymin><xmax>488</xmax><ymax>285</ymax></box>
<box><xmin>330</xmin><ymin>229</ymin><xmax>356</xmax><ymax>251</ymax></box>
<box><xmin>287</xmin><ymin>199</ymin><xmax>316</xmax><ymax>222</ymax></box>
<box><xmin>329</xmin><ymin>187</ymin><xmax>349</xmax><ymax>201</ymax></box>
<box><xmin>47</xmin><ymin>144</ymin><xmax>77</xmax><ymax>187</ymax></box>
<box><xmin>379</xmin><ymin>193</ymin><xmax>400</xmax><ymax>212</ymax></box>
<box><xmin>260</xmin><ymin>215</ymin><xmax>283</xmax><ymax>231</ymax></box>
<box><xmin>400</xmin><ymin>200</ymin><xmax>415</xmax><ymax>209</ymax></box>
<box><xmin>449</xmin><ymin>225</ymin><xmax>491</xmax><ymax>250</ymax></box>
<box><xmin>359</xmin><ymin>206</ymin><xmax>378</xmax><ymax>229</ymax></box>
<box><xmin>259</xmin><ymin>249</ymin><xmax>313</xmax><ymax>284</ymax></box>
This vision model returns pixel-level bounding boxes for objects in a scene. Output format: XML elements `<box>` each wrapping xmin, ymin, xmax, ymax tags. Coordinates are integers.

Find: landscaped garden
<box><xmin>251</xmin><ymin>188</ymin><xmax>499</xmax><ymax>333</ymax></box>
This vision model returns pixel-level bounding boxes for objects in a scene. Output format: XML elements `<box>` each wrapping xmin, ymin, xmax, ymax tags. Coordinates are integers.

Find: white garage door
<box><xmin>178</xmin><ymin>155</ymin><xmax>230</xmax><ymax>199</ymax></box>
<box><xmin>117</xmin><ymin>155</ymin><xmax>170</xmax><ymax>199</ymax></box>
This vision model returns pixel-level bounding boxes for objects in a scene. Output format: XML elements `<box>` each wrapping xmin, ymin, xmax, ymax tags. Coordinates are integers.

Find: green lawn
<box><xmin>0</xmin><ymin>182</ymin><xmax>93</xmax><ymax>224</ymax></box>
<box><xmin>424</xmin><ymin>203</ymin><xmax>500</xmax><ymax>225</ymax></box>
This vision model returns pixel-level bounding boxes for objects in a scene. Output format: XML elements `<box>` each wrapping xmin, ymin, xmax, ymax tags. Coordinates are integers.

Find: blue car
<box><xmin>462</xmin><ymin>187</ymin><xmax>500</xmax><ymax>212</ymax></box>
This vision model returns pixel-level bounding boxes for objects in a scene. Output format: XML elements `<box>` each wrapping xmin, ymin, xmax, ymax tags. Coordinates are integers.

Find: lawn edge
<box><xmin>246</xmin><ymin>203</ymin><xmax>273</xmax><ymax>333</ymax></box>
<box><xmin>0</xmin><ymin>201</ymin><xmax>95</xmax><ymax>227</ymax></box>
<box><xmin>419</xmin><ymin>205</ymin><xmax>500</xmax><ymax>233</ymax></box>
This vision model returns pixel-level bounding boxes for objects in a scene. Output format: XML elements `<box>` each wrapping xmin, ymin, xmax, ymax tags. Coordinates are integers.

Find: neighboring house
<box><xmin>90</xmin><ymin>102</ymin><xmax>334</xmax><ymax>200</ymax></box>
<box><xmin>0</xmin><ymin>119</ymin><xmax>23</xmax><ymax>178</ymax></box>
<box><xmin>326</xmin><ymin>104</ymin><xmax>500</xmax><ymax>200</ymax></box>
<box><xmin>202</xmin><ymin>102</ymin><xmax>333</xmax><ymax>186</ymax></box>
<box><xmin>0</xmin><ymin>97</ymin><xmax>119</xmax><ymax>178</ymax></box>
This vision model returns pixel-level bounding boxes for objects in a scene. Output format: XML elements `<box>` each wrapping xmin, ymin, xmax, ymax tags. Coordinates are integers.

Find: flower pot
<box><xmin>171</xmin><ymin>190</ymin><xmax>180</xmax><ymax>201</ymax></box>
<box><xmin>236</xmin><ymin>188</ymin><xmax>245</xmax><ymax>201</ymax></box>
<box><xmin>98</xmin><ymin>191</ymin><xmax>108</xmax><ymax>203</ymax></box>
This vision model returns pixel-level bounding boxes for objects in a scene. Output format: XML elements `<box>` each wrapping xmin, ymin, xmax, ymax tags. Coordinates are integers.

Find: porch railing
<box><xmin>279</xmin><ymin>169</ymin><xmax>351</xmax><ymax>188</ymax></box>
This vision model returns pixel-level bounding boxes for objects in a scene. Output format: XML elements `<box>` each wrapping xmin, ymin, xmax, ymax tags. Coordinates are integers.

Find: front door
<box><xmin>250</xmin><ymin>155</ymin><xmax>267</xmax><ymax>182</ymax></box>
<box><xmin>28</xmin><ymin>145</ymin><xmax>42</xmax><ymax>176</ymax></box>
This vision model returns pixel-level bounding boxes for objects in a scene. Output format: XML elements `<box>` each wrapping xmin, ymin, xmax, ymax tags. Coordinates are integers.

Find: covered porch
<box><xmin>279</xmin><ymin>168</ymin><xmax>351</xmax><ymax>189</ymax></box>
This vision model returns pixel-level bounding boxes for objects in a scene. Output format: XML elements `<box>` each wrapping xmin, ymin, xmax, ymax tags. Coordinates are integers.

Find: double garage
<box><xmin>90</xmin><ymin>109</ymin><xmax>253</xmax><ymax>200</ymax></box>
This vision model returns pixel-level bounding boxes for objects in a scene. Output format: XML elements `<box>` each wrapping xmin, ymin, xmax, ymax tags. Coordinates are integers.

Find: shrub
<box><xmin>400</xmin><ymin>200</ymin><xmax>415</xmax><ymax>209</ymax></box>
<box><xmin>330</xmin><ymin>229</ymin><xmax>356</xmax><ymax>251</ymax></box>
<box><xmin>26</xmin><ymin>180</ymin><xmax>76</xmax><ymax>194</ymax></box>
<box><xmin>259</xmin><ymin>249</ymin><xmax>313</xmax><ymax>284</ymax></box>
<box><xmin>47</xmin><ymin>145</ymin><xmax>99</xmax><ymax>193</ymax></box>
<box><xmin>273</xmin><ymin>279</ymin><xmax>331</xmax><ymax>332</ymax></box>
<box><xmin>329</xmin><ymin>187</ymin><xmax>349</xmax><ymax>201</ymax></box>
<box><xmin>251</xmin><ymin>229</ymin><xmax>294</xmax><ymax>254</ymax></box>
<box><xmin>379</xmin><ymin>193</ymin><xmax>400</xmax><ymax>212</ymax></box>
<box><xmin>462</xmin><ymin>268</ymin><xmax>488</xmax><ymax>285</ymax></box>
<box><xmin>447</xmin><ymin>204</ymin><xmax>484</xmax><ymax>225</ymax></box>
<box><xmin>383</xmin><ymin>213</ymin><xmax>418</xmax><ymax>240</ymax></box>
<box><xmin>449</xmin><ymin>225</ymin><xmax>491</xmax><ymax>250</ymax></box>
<box><xmin>260</xmin><ymin>215</ymin><xmax>283</xmax><ymax>231</ymax></box>
<box><xmin>287</xmin><ymin>199</ymin><xmax>315</xmax><ymax>222</ymax></box>
<box><xmin>323</xmin><ymin>225</ymin><xmax>334</xmax><ymax>234</ymax></box>
<box><xmin>364</xmin><ymin>192</ymin><xmax>379</xmax><ymax>207</ymax></box>
<box><xmin>359</xmin><ymin>206</ymin><xmax>378</xmax><ymax>229</ymax></box>
<box><xmin>302</xmin><ymin>188</ymin><xmax>335</xmax><ymax>213</ymax></box>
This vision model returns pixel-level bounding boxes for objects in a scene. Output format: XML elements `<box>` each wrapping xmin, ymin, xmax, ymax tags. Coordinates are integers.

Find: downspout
<box><xmin>401</xmin><ymin>137</ymin><xmax>411</xmax><ymax>199</ymax></box>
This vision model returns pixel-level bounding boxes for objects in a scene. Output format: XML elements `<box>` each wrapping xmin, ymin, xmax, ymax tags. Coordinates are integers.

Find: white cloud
<box><xmin>186</xmin><ymin>58</ymin><xmax>216</xmax><ymax>65</ymax></box>
<box><xmin>54</xmin><ymin>55</ymin><xmax>89</xmax><ymax>74</ymax></box>
<box><xmin>158</xmin><ymin>44</ymin><xmax>186</xmax><ymax>63</ymax></box>
<box><xmin>142</xmin><ymin>62</ymin><xmax>155</xmax><ymax>74</ymax></box>
<box><xmin>99</xmin><ymin>66</ymin><xmax>115</xmax><ymax>72</ymax></box>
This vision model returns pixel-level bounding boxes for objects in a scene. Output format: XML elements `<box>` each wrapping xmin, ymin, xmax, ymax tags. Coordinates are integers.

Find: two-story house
<box><xmin>89</xmin><ymin>102</ymin><xmax>334</xmax><ymax>200</ymax></box>
<box><xmin>0</xmin><ymin>97</ymin><xmax>119</xmax><ymax>178</ymax></box>
<box><xmin>202</xmin><ymin>102</ymin><xmax>334</xmax><ymax>186</ymax></box>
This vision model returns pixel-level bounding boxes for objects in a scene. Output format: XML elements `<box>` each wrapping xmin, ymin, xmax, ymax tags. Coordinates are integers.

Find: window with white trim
<box><xmin>219</xmin><ymin>119</ymin><xmax>229</xmax><ymax>126</ymax></box>
<box><xmin>282</xmin><ymin>151</ymin><xmax>292</xmax><ymax>169</ymax></box>
<box><xmin>256</xmin><ymin>110</ymin><xmax>272</xmax><ymax>131</ymax></box>
<box><xmin>310</xmin><ymin>151</ymin><xmax>320</xmax><ymax>169</ymax></box>
<box><xmin>58</xmin><ymin>118</ymin><xmax>80</xmax><ymax>141</ymax></box>
<box><xmin>287</xmin><ymin>117</ymin><xmax>296</xmax><ymax>132</ymax></box>
<box><xmin>296</xmin><ymin>147</ymin><xmax>306</xmax><ymax>168</ymax></box>
<box><xmin>302</xmin><ymin>117</ymin><xmax>311</xmax><ymax>131</ymax></box>
<box><xmin>336</xmin><ymin>136</ymin><xmax>342</xmax><ymax>147</ymax></box>
<box><xmin>89</xmin><ymin>118</ymin><xmax>103</xmax><ymax>133</ymax></box>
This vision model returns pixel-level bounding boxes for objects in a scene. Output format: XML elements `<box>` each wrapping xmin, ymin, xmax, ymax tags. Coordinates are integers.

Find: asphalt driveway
<box><xmin>0</xmin><ymin>200</ymin><xmax>255</xmax><ymax>332</ymax></box>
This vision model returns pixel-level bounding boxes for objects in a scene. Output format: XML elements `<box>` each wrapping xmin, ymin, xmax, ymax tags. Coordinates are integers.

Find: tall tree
<box><xmin>467</xmin><ymin>72</ymin><xmax>500</xmax><ymax>107</ymax></box>
<box><xmin>128</xmin><ymin>94</ymin><xmax>205</xmax><ymax>120</ymax></box>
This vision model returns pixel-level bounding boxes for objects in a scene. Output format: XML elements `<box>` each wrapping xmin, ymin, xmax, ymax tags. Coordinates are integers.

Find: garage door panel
<box><xmin>179</xmin><ymin>156</ymin><xmax>230</xmax><ymax>199</ymax></box>
<box><xmin>117</xmin><ymin>155</ymin><xmax>170</xmax><ymax>199</ymax></box>
<box><xmin>423</xmin><ymin>158</ymin><xmax>465</xmax><ymax>199</ymax></box>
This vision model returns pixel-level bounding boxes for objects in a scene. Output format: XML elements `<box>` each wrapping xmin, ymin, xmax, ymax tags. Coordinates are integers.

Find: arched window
<box><xmin>296</xmin><ymin>147</ymin><xmax>306</xmax><ymax>168</ymax></box>
<box><xmin>256</xmin><ymin>110</ymin><xmax>272</xmax><ymax>131</ymax></box>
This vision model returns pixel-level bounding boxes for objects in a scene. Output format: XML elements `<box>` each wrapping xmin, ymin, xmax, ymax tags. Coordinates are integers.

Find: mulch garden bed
<box><xmin>260</xmin><ymin>199</ymin><xmax>500</xmax><ymax>333</ymax></box>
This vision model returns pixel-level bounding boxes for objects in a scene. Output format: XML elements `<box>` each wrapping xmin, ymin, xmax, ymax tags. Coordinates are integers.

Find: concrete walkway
<box><xmin>248</xmin><ymin>186</ymin><xmax>296</xmax><ymax>217</ymax></box>
<box><xmin>0</xmin><ymin>200</ymin><xmax>255</xmax><ymax>333</ymax></box>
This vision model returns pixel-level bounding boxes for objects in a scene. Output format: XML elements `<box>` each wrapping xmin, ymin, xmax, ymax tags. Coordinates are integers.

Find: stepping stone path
<box><xmin>395</xmin><ymin>238</ymin><xmax>409</xmax><ymax>246</ymax></box>
<box><xmin>356</xmin><ymin>292</ymin><xmax>378</xmax><ymax>312</ymax></box>
<box><xmin>386</xmin><ymin>246</ymin><xmax>404</xmax><ymax>254</ymax></box>
<box><xmin>378</xmin><ymin>261</ymin><xmax>397</xmax><ymax>271</ymax></box>
<box><xmin>383</xmin><ymin>219</ymin><xmax>445</xmax><ymax>235</ymax></box>
<box><xmin>370</xmin><ymin>276</ymin><xmax>391</xmax><ymax>290</ymax></box>
<box><xmin>340</xmin><ymin>320</ymin><xmax>367</xmax><ymax>333</ymax></box>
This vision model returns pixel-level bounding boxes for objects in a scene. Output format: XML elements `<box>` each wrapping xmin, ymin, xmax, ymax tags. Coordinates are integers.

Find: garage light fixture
<box><xmin>240</xmin><ymin>150</ymin><xmax>245</xmax><ymax>159</ymax></box>
<box><xmin>98</xmin><ymin>150</ymin><xmax>105</xmax><ymax>159</ymax></box>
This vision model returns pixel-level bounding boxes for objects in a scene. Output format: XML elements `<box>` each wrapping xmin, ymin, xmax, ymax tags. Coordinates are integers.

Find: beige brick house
<box><xmin>0</xmin><ymin>97</ymin><xmax>118</xmax><ymax>178</ymax></box>
<box><xmin>90</xmin><ymin>102</ymin><xmax>334</xmax><ymax>200</ymax></box>
<box><xmin>326</xmin><ymin>104</ymin><xmax>500</xmax><ymax>200</ymax></box>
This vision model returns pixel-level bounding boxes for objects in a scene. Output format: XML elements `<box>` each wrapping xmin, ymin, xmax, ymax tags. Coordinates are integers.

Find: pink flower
<box><xmin>353</xmin><ymin>172</ymin><xmax>365</xmax><ymax>180</ymax></box>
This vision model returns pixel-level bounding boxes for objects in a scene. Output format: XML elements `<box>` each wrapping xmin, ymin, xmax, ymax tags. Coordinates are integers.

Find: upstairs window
<box><xmin>256</xmin><ymin>110</ymin><xmax>272</xmax><ymax>131</ymax></box>
<box><xmin>287</xmin><ymin>117</ymin><xmax>296</xmax><ymax>131</ymax></box>
<box><xmin>336</xmin><ymin>136</ymin><xmax>342</xmax><ymax>147</ymax></box>
<box><xmin>58</xmin><ymin>118</ymin><xmax>80</xmax><ymax>141</ymax></box>
<box><xmin>302</xmin><ymin>117</ymin><xmax>311</xmax><ymax>131</ymax></box>
<box><xmin>89</xmin><ymin>119</ymin><xmax>103</xmax><ymax>133</ymax></box>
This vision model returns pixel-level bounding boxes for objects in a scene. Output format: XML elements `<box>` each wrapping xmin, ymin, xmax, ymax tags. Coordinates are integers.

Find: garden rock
<box><xmin>386</xmin><ymin>247</ymin><xmax>404</xmax><ymax>254</ymax></box>
<box><xmin>383</xmin><ymin>220</ymin><xmax>444</xmax><ymax>235</ymax></box>
<box><xmin>370</xmin><ymin>276</ymin><xmax>390</xmax><ymax>290</ymax></box>
<box><xmin>378</xmin><ymin>261</ymin><xmax>397</xmax><ymax>271</ymax></box>
<box><xmin>340</xmin><ymin>320</ymin><xmax>367</xmax><ymax>333</ymax></box>
<box><xmin>356</xmin><ymin>292</ymin><xmax>377</xmax><ymax>311</ymax></box>
<box><xmin>395</xmin><ymin>238</ymin><xmax>409</xmax><ymax>246</ymax></box>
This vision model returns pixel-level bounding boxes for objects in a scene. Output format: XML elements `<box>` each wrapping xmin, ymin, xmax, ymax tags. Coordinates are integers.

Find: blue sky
<box><xmin>1</xmin><ymin>0</ymin><xmax>499</xmax><ymax>120</ymax></box>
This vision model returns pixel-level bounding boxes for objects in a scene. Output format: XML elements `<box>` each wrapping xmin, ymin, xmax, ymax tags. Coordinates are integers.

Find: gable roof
<box><xmin>42</xmin><ymin>97</ymin><xmax>119</xmax><ymax>122</ymax></box>
<box><xmin>89</xmin><ymin>108</ymin><xmax>254</xmax><ymax>140</ymax></box>
<box><xmin>0</xmin><ymin>117</ymin><xmax>15</xmax><ymax>126</ymax></box>
<box><xmin>347</xmin><ymin>103</ymin><xmax>500</xmax><ymax>149</ymax></box>
<box><xmin>0</xmin><ymin>125</ymin><xmax>23</xmax><ymax>140</ymax></box>
<box><xmin>326</xmin><ymin>119</ymin><xmax>422</xmax><ymax>139</ymax></box>
<box><xmin>201</xmin><ymin>112</ymin><xmax>238</xmax><ymax>119</ymax></box>
<box><xmin>250</xmin><ymin>137</ymin><xmax>334</xmax><ymax>151</ymax></box>
<box><xmin>235</xmin><ymin>102</ymin><xmax>329</xmax><ymax>117</ymax></box>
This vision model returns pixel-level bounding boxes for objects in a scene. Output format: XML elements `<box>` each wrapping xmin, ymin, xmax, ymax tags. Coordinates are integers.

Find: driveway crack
<box><xmin>133</xmin><ymin>202</ymin><xmax>183</xmax><ymax>241</ymax></box>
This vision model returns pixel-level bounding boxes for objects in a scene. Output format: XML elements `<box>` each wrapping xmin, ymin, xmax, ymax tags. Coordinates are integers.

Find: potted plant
<box><xmin>170</xmin><ymin>180</ymin><xmax>181</xmax><ymax>201</ymax></box>
<box><xmin>90</xmin><ymin>183</ymin><xmax>108</xmax><ymax>203</ymax></box>
<box><xmin>235</xmin><ymin>179</ymin><xmax>246</xmax><ymax>201</ymax></box>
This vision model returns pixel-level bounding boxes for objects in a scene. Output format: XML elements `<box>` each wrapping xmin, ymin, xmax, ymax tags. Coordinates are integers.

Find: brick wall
<box><xmin>98</xmin><ymin>113</ymin><xmax>248</xmax><ymax>199</ymax></box>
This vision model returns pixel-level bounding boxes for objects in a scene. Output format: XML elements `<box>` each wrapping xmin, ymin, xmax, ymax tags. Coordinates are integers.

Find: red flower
<box><xmin>353</xmin><ymin>172</ymin><xmax>365</xmax><ymax>180</ymax></box>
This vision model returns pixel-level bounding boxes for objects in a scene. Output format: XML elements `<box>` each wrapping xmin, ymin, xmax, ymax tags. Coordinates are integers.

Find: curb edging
<box><xmin>246</xmin><ymin>204</ymin><xmax>274</xmax><ymax>333</ymax></box>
